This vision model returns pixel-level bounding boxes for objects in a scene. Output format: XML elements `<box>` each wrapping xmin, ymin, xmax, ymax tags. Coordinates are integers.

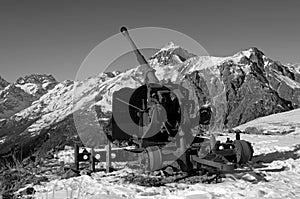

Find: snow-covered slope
<box><xmin>31</xmin><ymin>115</ymin><xmax>300</xmax><ymax>199</ymax></box>
<box><xmin>235</xmin><ymin>108</ymin><xmax>300</xmax><ymax>135</ymax></box>
<box><xmin>28</xmin><ymin>108</ymin><xmax>300</xmax><ymax>199</ymax></box>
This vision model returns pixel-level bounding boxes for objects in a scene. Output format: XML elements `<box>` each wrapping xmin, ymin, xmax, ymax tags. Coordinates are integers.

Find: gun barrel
<box><xmin>120</xmin><ymin>27</ymin><xmax>159</xmax><ymax>84</ymax></box>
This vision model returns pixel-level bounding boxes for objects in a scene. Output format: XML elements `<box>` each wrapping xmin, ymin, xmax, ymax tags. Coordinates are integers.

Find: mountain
<box><xmin>151</xmin><ymin>46</ymin><xmax>300</xmax><ymax>127</ymax></box>
<box><xmin>0</xmin><ymin>45</ymin><xmax>300</xmax><ymax>162</ymax></box>
<box><xmin>187</xmin><ymin>47</ymin><xmax>300</xmax><ymax>127</ymax></box>
<box><xmin>15</xmin><ymin>74</ymin><xmax>58</xmax><ymax>97</ymax></box>
<box><xmin>0</xmin><ymin>74</ymin><xmax>58</xmax><ymax>120</ymax></box>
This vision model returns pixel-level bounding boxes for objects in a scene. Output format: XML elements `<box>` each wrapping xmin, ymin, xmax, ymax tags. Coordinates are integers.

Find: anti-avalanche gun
<box><xmin>107</xmin><ymin>27</ymin><xmax>253</xmax><ymax>173</ymax></box>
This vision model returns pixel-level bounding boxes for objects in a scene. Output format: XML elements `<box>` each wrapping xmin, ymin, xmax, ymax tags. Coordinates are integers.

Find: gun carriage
<box><xmin>106</xmin><ymin>27</ymin><xmax>253</xmax><ymax>173</ymax></box>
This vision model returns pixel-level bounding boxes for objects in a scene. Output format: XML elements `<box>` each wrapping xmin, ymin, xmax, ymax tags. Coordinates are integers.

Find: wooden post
<box><xmin>74</xmin><ymin>144</ymin><xmax>79</xmax><ymax>171</ymax></box>
<box><xmin>236</xmin><ymin>131</ymin><xmax>240</xmax><ymax>140</ymax></box>
<box><xmin>106</xmin><ymin>142</ymin><xmax>112</xmax><ymax>173</ymax></box>
<box><xmin>90</xmin><ymin>148</ymin><xmax>95</xmax><ymax>172</ymax></box>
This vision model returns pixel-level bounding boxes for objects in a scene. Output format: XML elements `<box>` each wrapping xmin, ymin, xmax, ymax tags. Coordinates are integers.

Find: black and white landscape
<box><xmin>1</xmin><ymin>42</ymin><xmax>300</xmax><ymax>198</ymax></box>
<box><xmin>1</xmin><ymin>1</ymin><xmax>300</xmax><ymax>199</ymax></box>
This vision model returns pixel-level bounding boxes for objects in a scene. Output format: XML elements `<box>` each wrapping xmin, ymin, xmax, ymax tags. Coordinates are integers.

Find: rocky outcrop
<box><xmin>0</xmin><ymin>84</ymin><xmax>36</xmax><ymax>119</ymax></box>
<box><xmin>149</xmin><ymin>42</ymin><xmax>196</xmax><ymax>66</ymax></box>
<box><xmin>220</xmin><ymin>60</ymin><xmax>293</xmax><ymax>127</ymax></box>
<box><xmin>265</xmin><ymin>62</ymin><xmax>300</xmax><ymax>108</ymax></box>
<box><xmin>15</xmin><ymin>74</ymin><xmax>58</xmax><ymax>97</ymax></box>
<box><xmin>0</xmin><ymin>74</ymin><xmax>58</xmax><ymax>119</ymax></box>
<box><xmin>187</xmin><ymin>48</ymin><xmax>299</xmax><ymax>128</ymax></box>
<box><xmin>0</xmin><ymin>76</ymin><xmax>9</xmax><ymax>91</ymax></box>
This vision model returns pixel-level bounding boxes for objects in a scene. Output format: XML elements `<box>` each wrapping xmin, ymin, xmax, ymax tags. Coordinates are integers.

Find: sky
<box><xmin>0</xmin><ymin>0</ymin><xmax>299</xmax><ymax>82</ymax></box>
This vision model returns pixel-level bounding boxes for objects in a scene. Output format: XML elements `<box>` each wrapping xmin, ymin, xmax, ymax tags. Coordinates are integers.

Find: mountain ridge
<box><xmin>0</xmin><ymin>45</ymin><xmax>299</xmax><ymax>161</ymax></box>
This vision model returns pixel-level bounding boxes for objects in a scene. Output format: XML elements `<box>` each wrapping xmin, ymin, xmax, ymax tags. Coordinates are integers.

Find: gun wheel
<box><xmin>234</xmin><ymin>140</ymin><xmax>253</xmax><ymax>164</ymax></box>
<box><xmin>139</xmin><ymin>146</ymin><xmax>162</xmax><ymax>171</ymax></box>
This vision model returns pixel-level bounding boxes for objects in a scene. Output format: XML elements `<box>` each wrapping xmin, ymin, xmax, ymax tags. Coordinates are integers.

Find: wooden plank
<box><xmin>74</xmin><ymin>144</ymin><xmax>79</xmax><ymax>171</ymax></box>
<box><xmin>106</xmin><ymin>142</ymin><xmax>112</xmax><ymax>173</ymax></box>
<box><xmin>90</xmin><ymin>148</ymin><xmax>95</xmax><ymax>172</ymax></box>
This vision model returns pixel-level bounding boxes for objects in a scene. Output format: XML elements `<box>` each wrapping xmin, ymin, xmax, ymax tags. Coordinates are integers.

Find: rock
<box><xmin>218</xmin><ymin>59</ymin><xmax>293</xmax><ymax>127</ymax></box>
<box><xmin>17</xmin><ymin>187</ymin><xmax>36</xmax><ymax>197</ymax></box>
<box><xmin>104</xmin><ymin>72</ymin><xmax>116</xmax><ymax>78</ymax></box>
<box><xmin>45</xmin><ymin>153</ymin><xmax>54</xmax><ymax>159</ymax></box>
<box><xmin>64</xmin><ymin>145</ymin><xmax>73</xmax><ymax>150</ymax></box>
<box><xmin>241</xmin><ymin>173</ymin><xmax>257</xmax><ymax>182</ymax></box>
<box><xmin>80</xmin><ymin>169</ymin><xmax>92</xmax><ymax>176</ymax></box>
<box><xmin>22</xmin><ymin>156</ymin><xmax>33</xmax><ymax>166</ymax></box>
<box><xmin>25</xmin><ymin>187</ymin><xmax>35</xmax><ymax>195</ymax></box>
<box><xmin>149</xmin><ymin>43</ymin><xmax>195</xmax><ymax>66</ymax></box>
<box><xmin>164</xmin><ymin>166</ymin><xmax>174</xmax><ymax>176</ymax></box>
<box><xmin>153</xmin><ymin>171</ymin><xmax>161</xmax><ymax>176</ymax></box>
<box><xmin>44</xmin><ymin>171</ymin><xmax>52</xmax><ymax>175</ymax></box>
<box><xmin>61</xmin><ymin>169</ymin><xmax>79</xmax><ymax>179</ymax></box>
<box><xmin>244</xmin><ymin>126</ymin><xmax>261</xmax><ymax>134</ymax></box>
<box><xmin>187</xmin><ymin>48</ymin><xmax>299</xmax><ymax>129</ymax></box>
<box><xmin>0</xmin><ymin>75</ymin><xmax>9</xmax><ymax>90</ymax></box>
<box><xmin>15</xmin><ymin>74</ymin><xmax>58</xmax><ymax>97</ymax></box>
<box><xmin>33</xmin><ymin>176</ymin><xmax>48</xmax><ymax>184</ymax></box>
<box><xmin>0</xmin><ymin>84</ymin><xmax>36</xmax><ymax>119</ymax></box>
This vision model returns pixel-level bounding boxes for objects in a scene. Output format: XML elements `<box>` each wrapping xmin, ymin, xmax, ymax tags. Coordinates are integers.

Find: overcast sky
<box><xmin>1</xmin><ymin>0</ymin><xmax>299</xmax><ymax>82</ymax></box>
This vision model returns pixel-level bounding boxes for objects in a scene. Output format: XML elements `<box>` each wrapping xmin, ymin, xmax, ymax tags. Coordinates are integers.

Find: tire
<box><xmin>234</xmin><ymin>140</ymin><xmax>253</xmax><ymax>164</ymax></box>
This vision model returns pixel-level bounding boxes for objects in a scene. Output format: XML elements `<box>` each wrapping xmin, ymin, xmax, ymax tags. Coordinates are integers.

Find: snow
<box><xmin>2</xmin><ymin>42</ymin><xmax>300</xmax><ymax>199</ymax></box>
<box><xmin>33</xmin><ymin>145</ymin><xmax>300</xmax><ymax>199</ymax></box>
<box><xmin>27</xmin><ymin>102</ymin><xmax>300</xmax><ymax>198</ymax></box>
<box><xmin>274</xmin><ymin>73</ymin><xmax>300</xmax><ymax>89</ymax></box>
<box><xmin>285</xmin><ymin>63</ymin><xmax>300</xmax><ymax>74</ymax></box>
<box><xmin>0</xmin><ymin>46</ymin><xmax>274</xmax><ymax>132</ymax></box>
<box><xmin>10</xmin><ymin>77</ymin><xmax>299</xmax><ymax>199</ymax></box>
<box><xmin>156</xmin><ymin>42</ymin><xmax>180</xmax><ymax>53</ymax></box>
<box><xmin>0</xmin><ymin>136</ymin><xmax>6</xmax><ymax>144</ymax></box>
<box><xmin>10</xmin><ymin>68</ymin><xmax>143</xmax><ymax>136</ymax></box>
<box><xmin>32</xmin><ymin>114</ymin><xmax>300</xmax><ymax>199</ymax></box>
<box><xmin>4</xmin><ymin>42</ymin><xmax>299</xmax><ymax>154</ymax></box>
<box><xmin>2</xmin><ymin>42</ymin><xmax>299</xmax><ymax>159</ymax></box>
<box><xmin>0</xmin><ymin>84</ymin><xmax>12</xmax><ymax>97</ymax></box>
<box><xmin>235</xmin><ymin>108</ymin><xmax>300</xmax><ymax>135</ymax></box>
<box><xmin>15</xmin><ymin>83</ymin><xmax>39</xmax><ymax>95</ymax></box>
<box><xmin>13</xmin><ymin>81</ymin><xmax>75</xmax><ymax>133</ymax></box>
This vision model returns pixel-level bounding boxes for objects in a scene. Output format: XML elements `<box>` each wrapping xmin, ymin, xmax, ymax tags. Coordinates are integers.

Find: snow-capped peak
<box><xmin>160</xmin><ymin>41</ymin><xmax>180</xmax><ymax>51</ymax></box>
<box><xmin>226</xmin><ymin>47</ymin><xmax>265</xmax><ymax>64</ymax></box>
<box><xmin>240</xmin><ymin>47</ymin><xmax>264</xmax><ymax>58</ymax></box>
<box><xmin>16</xmin><ymin>74</ymin><xmax>57</xmax><ymax>85</ymax></box>
<box><xmin>14</xmin><ymin>74</ymin><xmax>58</xmax><ymax>96</ymax></box>
<box><xmin>149</xmin><ymin>42</ymin><xmax>196</xmax><ymax>67</ymax></box>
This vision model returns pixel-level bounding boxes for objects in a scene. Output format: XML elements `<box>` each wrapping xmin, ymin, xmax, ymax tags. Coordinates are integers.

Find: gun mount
<box><xmin>105</xmin><ymin>27</ymin><xmax>253</xmax><ymax>173</ymax></box>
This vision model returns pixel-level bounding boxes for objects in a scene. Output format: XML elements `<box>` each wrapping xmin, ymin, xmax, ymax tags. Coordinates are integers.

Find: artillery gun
<box><xmin>107</xmin><ymin>27</ymin><xmax>253</xmax><ymax>173</ymax></box>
